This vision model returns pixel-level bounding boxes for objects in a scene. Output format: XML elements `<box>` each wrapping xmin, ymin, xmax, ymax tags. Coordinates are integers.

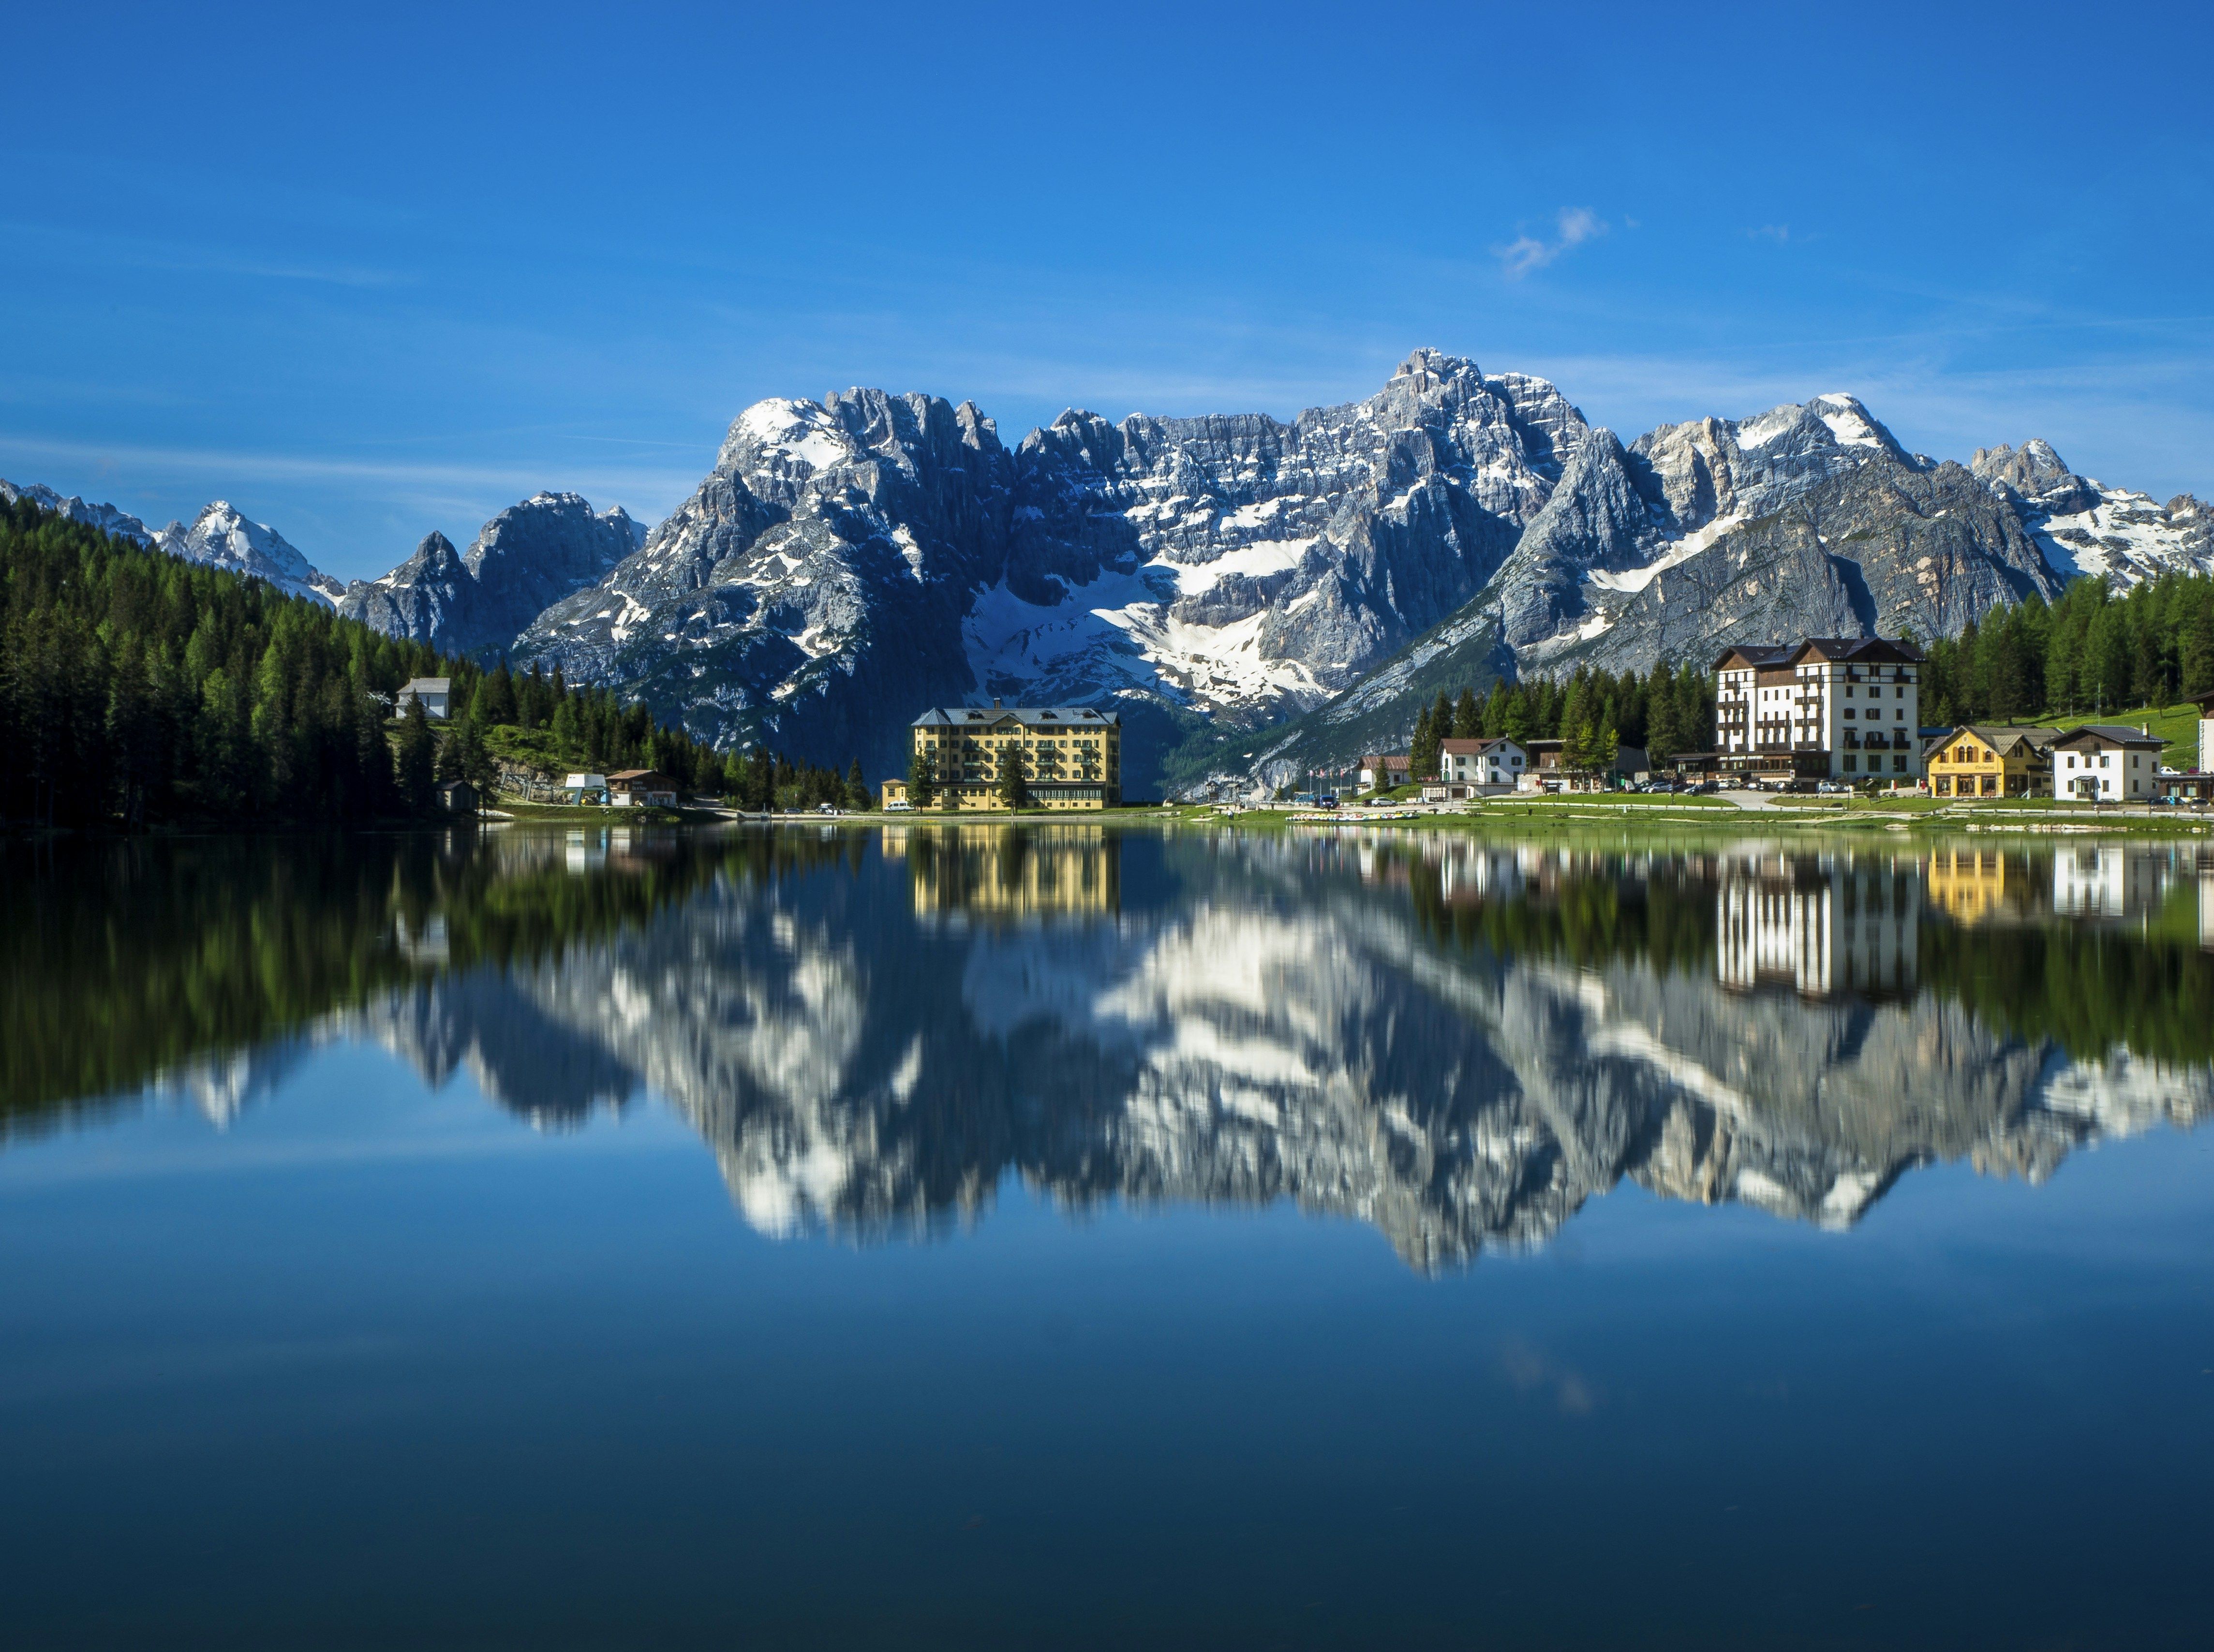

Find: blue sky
<box><xmin>3</xmin><ymin>0</ymin><xmax>2209</xmax><ymax>582</ymax></box>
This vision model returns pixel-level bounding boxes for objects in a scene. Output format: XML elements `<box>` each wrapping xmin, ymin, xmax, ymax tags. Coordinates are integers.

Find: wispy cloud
<box><xmin>1748</xmin><ymin>223</ymin><xmax>1793</xmax><ymax>243</ymax></box>
<box><xmin>0</xmin><ymin>429</ymin><xmax>695</xmax><ymax>499</ymax></box>
<box><xmin>1495</xmin><ymin>208</ymin><xmax>1608</xmax><ymax>279</ymax></box>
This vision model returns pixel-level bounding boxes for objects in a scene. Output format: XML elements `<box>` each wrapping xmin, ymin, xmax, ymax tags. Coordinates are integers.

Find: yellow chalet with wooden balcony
<box><xmin>879</xmin><ymin>701</ymin><xmax>1121</xmax><ymax>811</ymax></box>
<box><xmin>1924</xmin><ymin>725</ymin><xmax>2059</xmax><ymax>799</ymax></box>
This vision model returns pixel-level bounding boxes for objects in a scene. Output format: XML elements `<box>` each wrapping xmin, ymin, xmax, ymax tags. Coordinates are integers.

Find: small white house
<box><xmin>1429</xmin><ymin>736</ymin><xmax>1526</xmax><ymax>797</ymax></box>
<box><xmin>395</xmin><ymin>677</ymin><xmax>451</xmax><ymax>718</ymax></box>
<box><xmin>2051</xmin><ymin>725</ymin><xmax>2163</xmax><ymax>801</ymax></box>
<box><xmin>1358</xmin><ymin>753</ymin><xmax>1412</xmax><ymax>790</ymax></box>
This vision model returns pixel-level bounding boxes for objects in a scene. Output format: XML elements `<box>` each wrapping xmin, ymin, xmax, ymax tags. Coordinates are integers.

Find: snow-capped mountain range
<box><xmin>0</xmin><ymin>482</ymin><xmax>345</xmax><ymax>605</ymax></box>
<box><xmin>10</xmin><ymin>348</ymin><xmax>2211</xmax><ymax>790</ymax></box>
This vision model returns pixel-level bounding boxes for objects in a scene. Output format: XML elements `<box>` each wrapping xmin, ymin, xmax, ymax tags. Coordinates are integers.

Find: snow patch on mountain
<box><xmin>155</xmin><ymin>502</ymin><xmax>344</xmax><ymax>604</ymax></box>
<box><xmin>2026</xmin><ymin>484</ymin><xmax>2213</xmax><ymax>584</ymax></box>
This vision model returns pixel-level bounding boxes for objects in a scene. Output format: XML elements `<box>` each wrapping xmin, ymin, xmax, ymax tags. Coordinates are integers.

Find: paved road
<box><xmin>1722</xmin><ymin>789</ymin><xmax>1779</xmax><ymax>811</ymax></box>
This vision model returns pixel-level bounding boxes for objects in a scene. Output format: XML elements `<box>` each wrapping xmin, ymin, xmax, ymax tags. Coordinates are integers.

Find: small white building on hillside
<box><xmin>396</xmin><ymin>677</ymin><xmax>451</xmax><ymax>718</ymax></box>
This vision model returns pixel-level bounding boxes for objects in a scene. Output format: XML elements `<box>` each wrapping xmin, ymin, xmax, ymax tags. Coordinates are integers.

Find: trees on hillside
<box><xmin>0</xmin><ymin>496</ymin><xmax>741</xmax><ymax>828</ymax></box>
<box><xmin>1919</xmin><ymin>572</ymin><xmax>2214</xmax><ymax>725</ymax></box>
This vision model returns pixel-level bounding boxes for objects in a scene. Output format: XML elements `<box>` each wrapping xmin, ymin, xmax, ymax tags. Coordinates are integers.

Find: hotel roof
<box><xmin>912</xmin><ymin>705</ymin><xmax>1118</xmax><ymax>728</ymax></box>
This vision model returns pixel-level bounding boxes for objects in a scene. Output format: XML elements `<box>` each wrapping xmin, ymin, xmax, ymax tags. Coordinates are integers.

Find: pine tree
<box><xmin>1452</xmin><ymin>686</ymin><xmax>1481</xmax><ymax>739</ymax></box>
<box><xmin>997</xmin><ymin>741</ymin><xmax>1030</xmax><ymax>809</ymax></box>
<box><xmin>394</xmin><ymin>697</ymin><xmax>436</xmax><ymax>816</ymax></box>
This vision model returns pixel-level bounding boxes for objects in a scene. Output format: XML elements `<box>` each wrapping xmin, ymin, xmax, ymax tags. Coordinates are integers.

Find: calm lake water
<box><xmin>4</xmin><ymin>822</ymin><xmax>2214</xmax><ymax>1650</ymax></box>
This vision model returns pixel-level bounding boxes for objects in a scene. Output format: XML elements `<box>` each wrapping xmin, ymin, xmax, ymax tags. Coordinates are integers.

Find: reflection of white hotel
<box><xmin>1436</xmin><ymin>846</ymin><xmax>1529</xmax><ymax>904</ymax></box>
<box><xmin>1718</xmin><ymin>862</ymin><xmax>1917</xmax><ymax>997</ymax></box>
<box><xmin>2051</xmin><ymin>847</ymin><xmax>2170</xmax><ymax>920</ymax></box>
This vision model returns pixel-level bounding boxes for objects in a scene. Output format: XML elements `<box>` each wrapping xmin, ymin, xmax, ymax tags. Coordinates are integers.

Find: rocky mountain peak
<box><xmin>155</xmin><ymin>500</ymin><xmax>343</xmax><ymax>605</ymax></box>
<box><xmin>1970</xmin><ymin>438</ymin><xmax>2098</xmax><ymax>512</ymax></box>
<box><xmin>1391</xmin><ymin>346</ymin><xmax>1478</xmax><ymax>392</ymax></box>
<box><xmin>339</xmin><ymin>492</ymin><xmax>649</xmax><ymax>659</ymax></box>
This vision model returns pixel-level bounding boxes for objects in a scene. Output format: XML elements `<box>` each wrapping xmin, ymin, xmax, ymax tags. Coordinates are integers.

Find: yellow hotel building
<box><xmin>1925</xmin><ymin>725</ymin><xmax>2059</xmax><ymax>799</ymax></box>
<box><xmin>881</xmin><ymin>703</ymin><xmax>1121</xmax><ymax>811</ymax></box>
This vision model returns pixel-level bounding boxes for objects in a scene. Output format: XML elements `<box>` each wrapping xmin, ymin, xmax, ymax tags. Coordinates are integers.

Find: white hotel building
<box><xmin>1713</xmin><ymin>638</ymin><xmax>1924</xmax><ymax>784</ymax></box>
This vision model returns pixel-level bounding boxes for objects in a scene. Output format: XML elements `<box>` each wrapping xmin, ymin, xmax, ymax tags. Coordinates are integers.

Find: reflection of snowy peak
<box><xmin>337</xmin><ymin>836</ymin><xmax>2213</xmax><ymax>1271</ymax></box>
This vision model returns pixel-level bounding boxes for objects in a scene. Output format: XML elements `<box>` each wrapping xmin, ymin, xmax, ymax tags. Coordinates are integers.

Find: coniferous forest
<box><xmin>1395</xmin><ymin>662</ymin><xmax>1719</xmax><ymax>786</ymax></box>
<box><xmin>0</xmin><ymin>497</ymin><xmax>857</xmax><ymax>828</ymax></box>
<box><xmin>1916</xmin><ymin>571</ymin><xmax>2214</xmax><ymax>726</ymax></box>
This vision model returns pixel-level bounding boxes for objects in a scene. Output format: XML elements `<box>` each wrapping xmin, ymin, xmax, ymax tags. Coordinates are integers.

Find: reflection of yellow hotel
<box><xmin>1924</xmin><ymin>847</ymin><xmax>2021</xmax><ymax>925</ymax></box>
<box><xmin>881</xmin><ymin>703</ymin><xmax>1121</xmax><ymax>811</ymax></box>
<box><xmin>906</xmin><ymin>825</ymin><xmax>1119</xmax><ymax>920</ymax></box>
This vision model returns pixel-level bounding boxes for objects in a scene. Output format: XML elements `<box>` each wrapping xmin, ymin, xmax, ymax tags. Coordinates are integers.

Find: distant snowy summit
<box><xmin>1</xmin><ymin>480</ymin><xmax>343</xmax><ymax>606</ymax></box>
<box><xmin>154</xmin><ymin>501</ymin><xmax>346</xmax><ymax>605</ymax></box>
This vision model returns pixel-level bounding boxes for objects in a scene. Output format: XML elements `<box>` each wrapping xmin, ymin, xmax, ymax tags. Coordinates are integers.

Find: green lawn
<box><xmin>2030</xmin><ymin>704</ymin><xmax>2204</xmax><ymax>769</ymax></box>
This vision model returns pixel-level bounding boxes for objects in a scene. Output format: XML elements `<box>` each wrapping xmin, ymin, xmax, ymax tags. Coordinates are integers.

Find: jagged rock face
<box><xmin>1632</xmin><ymin>395</ymin><xmax>1908</xmax><ymax>532</ymax></box>
<box><xmin>1560</xmin><ymin>455</ymin><xmax>2063</xmax><ymax>675</ymax></box>
<box><xmin>339</xmin><ymin>531</ymin><xmax>471</xmax><ymax>647</ymax></box>
<box><xmin>1230</xmin><ymin>399</ymin><xmax>2075</xmax><ymax>789</ymax></box>
<box><xmin>339</xmin><ymin>491</ymin><xmax>643</xmax><ymax>657</ymax></box>
<box><xmin>507</xmin><ymin>351</ymin><xmax>1586</xmax><ymax>786</ymax></box>
<box><xmin>154</xmin><ymin>501</ymin><xmax>345</xmax><ymax>605</ymax></box>
<box><xmin>1972</xmin><ymin>438</ymin><xmax>2098</xmax><ymax>514</ymax></box>
<box><xmin>0</xmin><ymin>479</ymin><xmax>155</xmax><ymax>546</ymax></box>
<box><xmin>511</xmin><ymin>390</ymin><xmax>1015</xmax><ymax>776</ymax></box>
<box><xmin>981</xmin><ymin>351</ymin><xmax>1586</xmax><ymax>716</ymax></box>
<box><xmin>1511</xmin><ymin>394</ymin><xmax>1913</xmax><ymax>661</ymax></box>
<box><xmin>1486</xmin><ymin>428</ymin><xmax>1663</xmax><ymax>649</ymax></box>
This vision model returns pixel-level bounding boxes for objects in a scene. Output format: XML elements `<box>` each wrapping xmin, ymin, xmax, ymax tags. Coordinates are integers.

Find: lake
<box><xmin>4</xmin><ymin>821</ymin><xmax>2213</xmax><ymax>1650</ymax></box>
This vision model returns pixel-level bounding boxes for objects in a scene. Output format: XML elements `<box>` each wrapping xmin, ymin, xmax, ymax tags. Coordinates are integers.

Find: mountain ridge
<box><xmin>13</xmin><ymin>350</ymin><xmax>2210</xmax><ymax>792</ymax></box>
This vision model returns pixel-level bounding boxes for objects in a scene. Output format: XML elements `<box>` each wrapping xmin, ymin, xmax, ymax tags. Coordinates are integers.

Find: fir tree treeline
<box><xmin>718</xmin><ymin>747</ymin><xmax>872</xmax><ymax>812</ymax></box>
<box><xmin>0</xmin><ymin>498</ymin><xmax>746</xmax><ymax>828</ymax></box>
<box><xmin>2</xmin><ymin>827</ymin><xmax>865</xmax><ymax>1123</ymax></box>
<box><xmin>1918</xmin><ymin>571</ymin><xmax>2214</xmax><ymax>726</ymax></box>
<box><xmin>1402</xmin><ymin>663</ymin><xmax>1719</xmax><ymax>782</ymax></box>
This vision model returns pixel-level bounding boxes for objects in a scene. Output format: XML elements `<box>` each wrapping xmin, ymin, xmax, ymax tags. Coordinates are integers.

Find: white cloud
<box><xmin>1495</xmin><ymin>208</ymin><xmax>1608</xmax><ymax>279</ymax></box>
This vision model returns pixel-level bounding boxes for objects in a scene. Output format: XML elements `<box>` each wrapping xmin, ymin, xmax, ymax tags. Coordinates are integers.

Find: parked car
<box><xmin>884</xmin><ymin>799</ymin><xmax>913</xmax><ymax>812</ymax></box>
<box><xmin>1315</xmin><ymin>793</ymin><xmax>1340</xmax><ymax>809</ymax></box>
<box><xmin>1816</xmin><ymin>781</ymin><xmax>1850</xmax><ymax>794</ymax></box>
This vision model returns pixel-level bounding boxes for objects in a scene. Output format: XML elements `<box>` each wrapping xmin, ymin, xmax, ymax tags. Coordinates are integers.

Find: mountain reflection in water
<box><xmin>5</xmin><ymin>824</ymin><xmax>2211</xmax><ymax>1269</ymax></box>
